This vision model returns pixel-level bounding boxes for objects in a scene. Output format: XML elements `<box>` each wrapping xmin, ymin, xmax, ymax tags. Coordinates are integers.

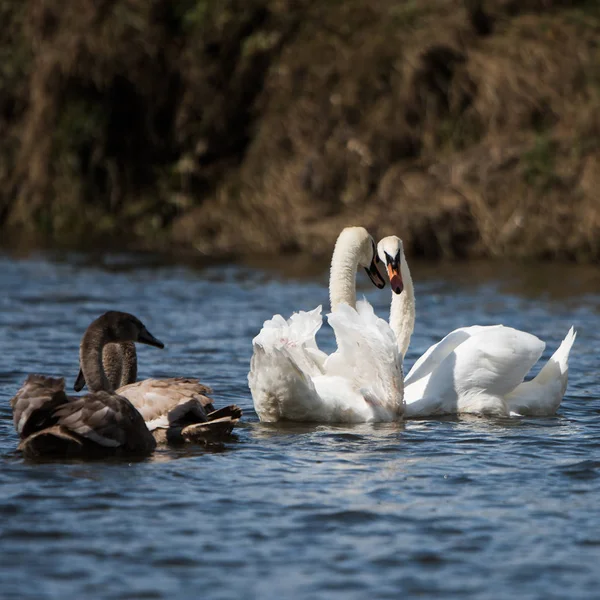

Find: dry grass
<box><xmin>1</xmin><ymin>0</ymin><xmax>600</xmax><ymax>260</ymax></box>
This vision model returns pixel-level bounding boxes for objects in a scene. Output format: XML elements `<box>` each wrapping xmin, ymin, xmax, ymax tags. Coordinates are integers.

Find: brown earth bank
<box><xmin>1</xmin><ymin>0</ymin><xmax>599</xmax><ymax>261</ymax></box>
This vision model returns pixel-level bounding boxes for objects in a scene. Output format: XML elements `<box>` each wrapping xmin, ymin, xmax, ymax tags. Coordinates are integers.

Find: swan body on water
<box><xmin>377</xmin><ymin>236</ymin><xmax>576</xmax><ymax>417</ymax></box>
<box><xmin>249</xmin><ymin>227</ymin><xmax>404</xmax><ymax>424</ymax></box>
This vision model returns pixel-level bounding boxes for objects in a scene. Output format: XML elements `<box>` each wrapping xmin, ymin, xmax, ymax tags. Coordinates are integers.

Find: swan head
<box><xmin>333</xmin><ymin>227</ymin><xmax>385</xmax><ymax>289</ymax></box>
<box><xmin>357</xmin><ymin>228</ymin><xmax>387</xmax><ymax>289</ymax></box>
<box><xmin>94</xmin><ymin>311</ymin><xmax>165</xmax><ymax>349</ymax></box>
<box><xmin>377</xmin><ymin>236</ymin><xmax>405</xmax><ymax>295</ymax></box>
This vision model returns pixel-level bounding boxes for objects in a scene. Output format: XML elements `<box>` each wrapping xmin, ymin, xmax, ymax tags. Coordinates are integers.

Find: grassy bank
<box><xmin>1</xmin><ymin>0</ymin><xmax>599</xmax><ymax>260</ymax></box>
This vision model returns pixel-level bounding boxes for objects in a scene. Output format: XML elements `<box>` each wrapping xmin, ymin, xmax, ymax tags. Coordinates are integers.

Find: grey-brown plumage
<box><xmin>74</xmin><ymin>339</ymin><xmax>242</xmax><ymax>445</ymax></box>
<box><xmin>11</xmin><ymin>312</ymin><xmax>163</xmax><ymax>459</ymax></box>
<box><xmin>74</xmin><ymin>342</ymin><xmax>137</xmax><ymax>393</ymax></box>
<box><xmin>12</xmin><ymin>374</ymin><xmax>68</xmax><ymax>439</ymax></box>
<box><xmin>102</xmin><ymin>341</ymin><xmax>138</xmax><ymax>390</ymax></box>
<box><xmin>11</xmin><ymin>374</ymin><xmax>156</xmax><ymax>458</ymax></box>
<box><xmin>79</xmin><ymin>312</ymin><xmax>163</xmax><ymax>394</ymax></box>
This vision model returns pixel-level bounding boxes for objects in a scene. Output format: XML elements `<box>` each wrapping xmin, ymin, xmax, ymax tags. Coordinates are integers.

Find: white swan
<box><xmin>248</xmin><ymin>227</ymin><xmax>404</xmax><ymax>423</ymax></box>
<box><xmin>376</xmin><ymin>235</ymin><xmax>576</xmax><ymax>417</ymax></box>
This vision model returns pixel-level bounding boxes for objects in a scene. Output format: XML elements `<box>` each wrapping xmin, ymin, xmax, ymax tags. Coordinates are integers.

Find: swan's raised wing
<box><xmin>249</xmin><ymin>305</ymin><xmax>331</xmax><ymax>422</ymax></box>
<box><xmin>324</xmin><ymin>300</ymin><xmax>404</xmax><ymax>419</ymax></box>
<box><xmin>405</xmin><ymin>325</ymin><xmax>505</xmax><ymax>386</ymax></box>
<box><xmin>249</xmin><ymin>343</ymin><xmax>324</xmax><ymax>422</ymax></box>
<box><xmin>252</xmin><ymin>305</ymin><xmax>327</xmax><ymax>378</ymax></box>
<box><xmin>288</xmin><ymin>307</ymin><xmax>329</xmax><ymax>368</ymax></box>
<box><xmin>453</xmin><ymin>327</ymin><xmax>545</xmax><ymax>397</ymax></box>
<box><xmin>408</xmin><ymin>326</ymin><xmax>545</xmax><ymax>412</ymax></box>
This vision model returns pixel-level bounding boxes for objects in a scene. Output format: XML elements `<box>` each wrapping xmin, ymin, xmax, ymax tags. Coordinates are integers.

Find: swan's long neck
<box><xmin>102</xmin><ymin>342</ymin><xmax>138</xmax><ymax>389</ymax></box>
<box><xmin>80</xmin><ymin>326</ymin><xmax>112</xmax><ymax>393</ymax></box>
<box><xmin>390</xmin><ymin>260</ymin><xmax>415</xmax><ymax>358</ymax></box>
<box><xmin>119</xmin><ymin>342</ymin><xmax>138</xmax><ymax>386</ymax></box>
<box><xmin>329</xmin><ymin>232</ymin><xmax>363</xmax><ymax>311</ymax></box>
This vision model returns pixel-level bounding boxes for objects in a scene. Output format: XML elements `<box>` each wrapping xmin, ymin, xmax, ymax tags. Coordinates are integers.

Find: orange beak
<box><xmin>387</xmin><ymin>263</ymin><xmax>404</xmax><ymax>294</ymax></box>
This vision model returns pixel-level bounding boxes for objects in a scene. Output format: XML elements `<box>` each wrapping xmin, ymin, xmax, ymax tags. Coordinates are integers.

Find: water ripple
<box><xmin>0</xmin><ymin>254</ymin><xmax>598</xmax><ymax>599</ymax></box>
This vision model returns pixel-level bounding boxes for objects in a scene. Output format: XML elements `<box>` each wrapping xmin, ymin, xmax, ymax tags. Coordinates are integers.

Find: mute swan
<box><xmin>248</xmin><ymin>226</ymin><xmax>404</xmax><ymax>423</ymax></box>
<box><xmin>11</xmin><ymin>312</ymin><xmax>162</xmax><ymax>458</ymax></box>
<box><xmin>377</xmin><ymin>236</ymin><xmax>576</xmax><ymax>417</ymax></box>
<box><xmin>73</xmin><ymin>324</ymin><xmax>242</xmax><ymax>445</ymax></box>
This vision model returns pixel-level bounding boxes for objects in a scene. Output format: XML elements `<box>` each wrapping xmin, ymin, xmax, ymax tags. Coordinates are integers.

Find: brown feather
<box><xmin>18</xmin><ymin>425</ymin><xmax>83</xmax><ymax>457</ymax></box>
<box><xmin>76</xmin><ymin>337</ymin><xmax>242</xmax><ymax>446</ymax></box>
<box><xmin>11</xmin><ymin>375</ymin><xmax>71</xmax><ymax>438</ymax></box>
<box><xmin>11</xmin><ymin>376</ymin><xmax>156</xmax><ymax>458</ymax></box>
<box><xmin>169</xmin><ymin>416</ymin><xmax>238</xmax><ymax>445</ymax></box>
<box><xmin>12</xmin><ymin>311</ymin><xmax>165</xmax><ymax>459</ymax></box>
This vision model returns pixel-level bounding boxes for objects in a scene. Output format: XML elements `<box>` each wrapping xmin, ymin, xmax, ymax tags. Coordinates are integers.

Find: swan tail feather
<box><xmin>505</xmin><ymin>327</ymin><xmax>576</xmax><ymax>416</ymax></box>
<box><xmin>533</xmin><ymin>326</ymin><xmax>576</xmax><ymax>385</ymax></box>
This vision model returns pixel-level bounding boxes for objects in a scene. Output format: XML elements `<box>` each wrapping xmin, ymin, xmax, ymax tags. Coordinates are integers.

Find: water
<box><xmin>0</xmin><ymin>253</ymin><xmax>598</xmax><ymax>600</ymax></box>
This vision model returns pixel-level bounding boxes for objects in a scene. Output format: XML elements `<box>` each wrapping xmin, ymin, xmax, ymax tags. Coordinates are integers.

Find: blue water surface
<box><xmin>0</xmin><ymin>254</ymin><xmax>598</xmax><ymax>600</ymax></box>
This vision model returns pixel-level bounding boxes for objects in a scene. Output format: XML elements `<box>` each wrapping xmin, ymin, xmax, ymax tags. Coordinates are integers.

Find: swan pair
<box><xmin>249</xmin><ymin>227</ymin><xmax>576</xmax><ymax>423</ymax></box>
<box><xmin>12</xmin><ymin>311</ymin><xmax>241</xmax><ymax>458</ymax></box>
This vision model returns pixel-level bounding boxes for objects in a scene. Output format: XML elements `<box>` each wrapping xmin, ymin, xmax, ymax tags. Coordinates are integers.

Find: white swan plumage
<box><xmin>248</xmin><ymin>227</ymin><xmax>404</xmax><ymax>424</ymax></box>
<box><xmin>377</xmin><ymin>235</ymin><xmax>576</xmax><ymax>417</ymax></box>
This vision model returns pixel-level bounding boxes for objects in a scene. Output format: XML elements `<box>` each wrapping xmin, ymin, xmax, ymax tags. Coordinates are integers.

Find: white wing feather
<box><xmin>325</xmin><ymin>300</ymin><xmax>403</xmax><ymax>417</ymax></box>
<box><xmin>249</xmin><ymin>301</ymin><xmax>404</xmax><ymax>423</ymax></box>
<box><xmin>404</xmin><ymin>326</ymin><xmax>566</xmax><ymax>417</ymax></box>
<box><xmin>405</xmin><ymin>325</ymin><xmax>504</xmax><ymax>385</ymax></box>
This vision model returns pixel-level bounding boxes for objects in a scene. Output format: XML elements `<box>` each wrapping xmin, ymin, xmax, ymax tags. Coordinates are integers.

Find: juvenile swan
<box><xmin>11</xmin><ymin>312</ymin><xmax>163</xmax><ymax>458</ymax></box>
<box><xmin>73</xmin><ymin>324</ymin><xmax>242</xmax><ymax>444</ymax></box>
<box><xmin>377</xmin><ymin>235</ymin><xmax>576</xmax><ymax>417</ymax></box>
<box><xmin>248</xmin><ymin>226</ymin><xmax>404</xmax><ymax>424</ymax></box>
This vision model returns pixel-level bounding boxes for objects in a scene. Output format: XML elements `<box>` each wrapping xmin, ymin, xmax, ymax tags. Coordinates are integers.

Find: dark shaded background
<box><xmin>1</xmin><ymin>0</ymin><xmax>599</xmax><ymax>260</ymax></box>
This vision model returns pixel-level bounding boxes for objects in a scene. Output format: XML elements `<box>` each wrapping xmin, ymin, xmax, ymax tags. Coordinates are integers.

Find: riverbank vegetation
<box><xmin>1</xmin><ymin>0</ymin><xmax>599</xmax><ymax>260</ymax></box>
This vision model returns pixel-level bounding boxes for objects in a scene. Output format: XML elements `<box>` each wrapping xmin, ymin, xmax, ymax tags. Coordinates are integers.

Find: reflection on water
<box><xmin>0</xmin><ymin>252</ymin><xmax>599</xmax><ymax>599</ymax></box>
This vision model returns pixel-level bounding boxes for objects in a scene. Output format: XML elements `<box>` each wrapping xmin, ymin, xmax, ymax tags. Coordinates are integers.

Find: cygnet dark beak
<box><xmin>138</xmin><ymin>327</ymin><xmax>165</xmax><ymax>349</ymax></box>
<box><xmin>73</xmin><ymin>368</ymin><xmax>86</xmax><ymax>392</ymax></box>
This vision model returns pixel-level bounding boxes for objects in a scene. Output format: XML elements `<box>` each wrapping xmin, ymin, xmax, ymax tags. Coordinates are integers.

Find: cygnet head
<box><xmin>336</xmin><ymin>227</ymin><xmax>386</xmax><ymax>289</ymax></box>
<box><xmin>89</xmin><ymin>311</ymin><xmax>165</xmax><ymax>349</ymax></box>
<box><xmin>377</xmin><ymin>236</ymin><xmax>405</xmax><ymax>295</ymax></box>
